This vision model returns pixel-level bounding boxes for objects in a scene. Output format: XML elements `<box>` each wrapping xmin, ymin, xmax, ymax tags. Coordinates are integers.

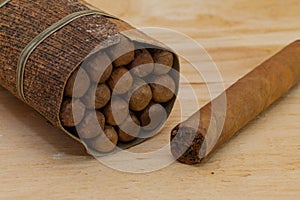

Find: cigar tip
<box><xmin>170</xmin><ymin>125</ymin><xmax>205</xmax><ymax>165</ymax></box>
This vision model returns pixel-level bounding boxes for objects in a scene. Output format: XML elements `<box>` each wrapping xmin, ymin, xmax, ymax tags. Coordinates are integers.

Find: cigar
<box><xmin>128</xmin><ymin>78</ymin><xmax>153</xmax><ymax>111</ymax></box>
<box><xmin>81</xmin><ymin>83</ymin><xmax>111</xmax><ymax>110</ymax></box>
<box><xmin>64</xmin><ymin>68</ymin><xmax>90</xmax><ymax>98</ymax></box>
<box><xmin>107</xmin><ymin>67</ymin><xmax>133</xmax><ymax>94</ymax></box>
<box><xmin>128</xmin><ymin>49</ymin><xmax>154</xmax><ymax>77</ymax></box>
<box><xmin>118</xmin><ymin>112</ymin><xmax>141</xmax><ymax>143</ymax></box>
<box><xmin>103</xmin><ymin>96</ymin><xmax>129</xmax><ymax>126</ymax></box>
<box><xmin>149</xmin><ymin>74</ymin><xmax>176</xmax><ymax>103</ymax></box>
<box><xmin>107</xmin><ymin>35</ymin><xmax>135</xmax><ymax>67</ymax></box>
<box><xmin>139</xmin><ymin>102</ymin><xmax>167</xmax><ymax>131</ymax></box>
<box><xmin>151</xmin><ymin>50</ymin><xmax>174</xmax><ymax>75</ymax></box>
<box><xmin>83</xmin><ymin>52</ymin><xmax>113</xmax><ymax>83</ymax></box>
<box><xmin>171</xmin><ymin>41</ymin><xmax>300</xmax><ymax>165</ymax></box>
<box><xmin>60</xmin><ymin>98</ymin><xmax>86</xmax><ymax>127</ymax></box>
<box><xmin>77</xmin><ymin>110</ymin><xmax>105</xmax><ymax>139</ymax></box>
<box><xmin>90</xmin><ymin>126</ymin><xmax>119</xmax><ymax>153</ymax></box>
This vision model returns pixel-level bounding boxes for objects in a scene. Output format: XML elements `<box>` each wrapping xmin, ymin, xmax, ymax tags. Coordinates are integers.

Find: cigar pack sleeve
<box><xmin>0</xmin><ymin>0</ymin><xmax>180</xmax><ymax>154</ymax></box>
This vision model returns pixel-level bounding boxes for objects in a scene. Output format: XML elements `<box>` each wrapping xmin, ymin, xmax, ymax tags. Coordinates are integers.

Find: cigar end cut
<box><xmin>170</xmin><ymin>125</ymin><xmax>206</xmax><ymax>165</ymax></box>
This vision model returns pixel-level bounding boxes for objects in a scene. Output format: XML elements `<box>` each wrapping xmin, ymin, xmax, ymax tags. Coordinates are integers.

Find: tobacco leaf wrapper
<box><xmin>0</xmin><ymin>0</ymin><xmax>180</xmax><ymax>154</ymax></box>
<box><xmin>171</xmin><ymin>41</ymin><xmax>300</xmax><ymax>164</ymax></box>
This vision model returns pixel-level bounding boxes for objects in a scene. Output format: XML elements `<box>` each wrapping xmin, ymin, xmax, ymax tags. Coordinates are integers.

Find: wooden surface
<box><xmin>1</xmin><ymin>0</ymin><xmax>299</xmax><ymax>199</ymax></box>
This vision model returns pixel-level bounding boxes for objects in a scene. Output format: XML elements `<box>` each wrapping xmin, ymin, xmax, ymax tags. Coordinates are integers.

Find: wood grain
<box><xmin>0</xmin><ymin>0</ymin><xmax>299</xmax><ymax>199</ymax></box>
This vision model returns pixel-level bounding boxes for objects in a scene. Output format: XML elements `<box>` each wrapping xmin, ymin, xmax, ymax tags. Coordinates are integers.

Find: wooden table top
<box><xmin>1</xmin><ymin>0</ymin><xmax>299</xmax><ymax>199</ymax></box>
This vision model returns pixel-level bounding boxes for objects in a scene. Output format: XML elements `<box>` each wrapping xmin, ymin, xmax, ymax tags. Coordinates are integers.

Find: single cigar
<box><xmin>60</xmin><ymin>98</ymin><xmax>86</xmax><ymax>127</ymax></box>
<box><xmin>149</xmin><ymin>74</ymin><xmax>176</xmax><ymax>103</ymax></box>
<box><xmin>90</xmin><ymin>126</ymin><xmax>119</xmax><ymax>153</ymax></box>
<box><xmin>64</xmin><ymin>68</ymin><xmax>90</xmax><ymax>98</ymax></box>
<box><xmin>81</xmin><ymin>83</ymin><xmax>111</xmax><ymax>110</ymax></box>
<box><xmin>128</xmin><ymin>49</ymin><xmax>154</xmax><ymax>77</ymax></box>
<box><xmin>77</xmin><ymin>111</ymin><xmax>105</xmax><ymax>139</ymax></box>
<box><xmin>118</xmin><ymin>112</ymin><xmax>141</xmax><ymax>143</ymax></box>
<box><xmin>103</xmin><ymin>96</ymin><xmax>129</xmax><ymax>126</ymax></box>
<box><xmin>171</xmin><ymin>41</ymin><xmax>300</xmax><ymax>165</ymax></box>
<box><xmin>140</xmin><ymin>102</ymin><xmax>167</xmax><ymax>131</ymax></box>
<box><xmin>107</xmin><ymin>35</ymin><xmax>135</xmax><ymax>67</ymax></box>
<box><xmin>128</xmin><ymin>78</ymin><xmax>153</xmax><ymax>111</ymax></box>
<box><xmin>151</xmin><ymin>50</ymin><xmax>174</xmax><ymax>75</ymax></box>
<box><xmin>108</xmin><ymin>67</ymin><xmax>133</xmax><ymax>94</ymax></box>
<box><xmin>84</xmin><ymin>52</ymin><xmax>113</xmax><ymax>83</ymax></box>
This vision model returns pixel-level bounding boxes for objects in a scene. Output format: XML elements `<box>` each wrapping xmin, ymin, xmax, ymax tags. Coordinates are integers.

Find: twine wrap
<box><xmin>0</xmin><ymin>0</ymin><xmax>11</xmax><ymax>8</ymax></box>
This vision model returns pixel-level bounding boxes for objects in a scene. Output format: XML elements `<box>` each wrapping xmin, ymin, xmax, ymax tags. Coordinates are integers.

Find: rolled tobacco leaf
<box><xmin>171</xmin><ymin>40</ymin><xmax>300</xmax><ymax>164</ymax></box>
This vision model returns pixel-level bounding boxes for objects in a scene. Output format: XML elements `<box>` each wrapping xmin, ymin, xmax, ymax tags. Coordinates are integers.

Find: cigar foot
<box><xmin>170</xmin><ymin>126</ymin><xmax>206</xmax><ymax>165</ymax></box>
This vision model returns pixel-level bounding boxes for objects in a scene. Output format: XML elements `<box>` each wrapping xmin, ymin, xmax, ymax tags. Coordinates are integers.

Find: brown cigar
<box><xmin>60</xmin><ymin>98</ymin><xmax>86</xmax><ymax>127</ymax></box>
<box><xmin>83</xmin><ymin>52</ymin><xmax>113</xmax><ymax>83</ymax></box>
<box><xmin>77</xmin><ymin>111</ymin><xmax>105</xmax><ymax>139</ymax></box>
<box><xmin>118</xmin><ymin>112</ymin><xmax>141</xmax><ymax>143</ymax></box>
<box><xmin>81</xmin><ymin>83</ymin><xmax>111</xmax><ymax>110</ymax></box>
<box><xmin>171</xmin><ymin>41</ymin><xmax>300</xmax><ymax>165</ymax></box>
<box><xmin>64</xmin><ymin>68</ymin><xmax>90</xmax><ymax>98</ymax></box>
<box><xmin>103</xmin><ymin>96</ymin><xmax>129</xmax><ymax>126</ymax></box>
<box><xmin>150</xmin><ymin>74</ymin><xmax>176</xmax><ymax>103</ymax></box>
<box><xmin>107</xmin><ymin>35</ymin><xmax>135</xmax><ymax>67</ymax></box>
<box><xmin>139</xmin><ymin>102</ymin><xmax>167</xmax><ymax>131</ymax></box>
<box><xmin>108</xmin><ymin>67</ymin><xmax>133</xmax><ymax>94</ymax></box>
<box><xmin>128</xmin><ymin>78</ymin><xmax>153</xmax><ymax>111</ymax></box>
<box><xmin>151</xmin><ymin>50</ymin><xmax>174</xmax><ymax>75</ymax></box>
<box><xmin>128</xmin><ymin>49</ymin><xmax>154</xmax><ymax>77</ymax></box>
<box><xmin>90</xmin><ymin>126</ymin><xmax>119</xmax><ymax>153</ymax></box>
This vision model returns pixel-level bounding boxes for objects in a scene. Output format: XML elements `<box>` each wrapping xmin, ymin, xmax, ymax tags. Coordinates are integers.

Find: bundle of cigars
<box><xmin>0</xmin><ymin>0</ymin><xmax>179</xmax><ymax>154</ymax></box>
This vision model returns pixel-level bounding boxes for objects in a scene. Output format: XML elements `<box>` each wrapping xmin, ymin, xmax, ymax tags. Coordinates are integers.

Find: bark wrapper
<box><xmin>0</xmin><ymin>0</ymin><xmax>179</xmax><ymax>152</ymax></box>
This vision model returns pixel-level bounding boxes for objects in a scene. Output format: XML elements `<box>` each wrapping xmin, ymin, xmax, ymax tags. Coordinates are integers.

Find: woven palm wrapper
<box><xmin>0</xmin><ymin>0</ymin><xmax>180</xmax><ymax>153</ymax></box>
